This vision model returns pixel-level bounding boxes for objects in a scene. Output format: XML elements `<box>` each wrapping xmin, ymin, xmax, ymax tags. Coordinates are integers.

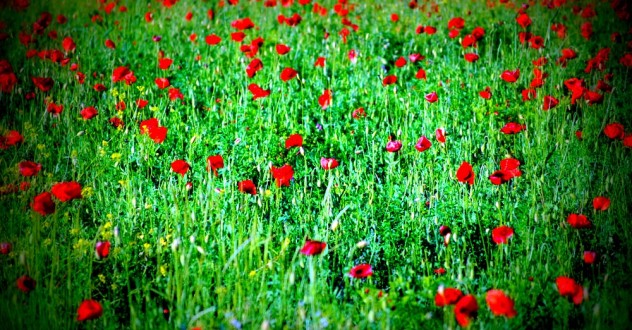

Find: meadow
<box><xmin>1</xmin><ymin>0</ymin><xmax>632</xmax><ymax>328</ymax></box>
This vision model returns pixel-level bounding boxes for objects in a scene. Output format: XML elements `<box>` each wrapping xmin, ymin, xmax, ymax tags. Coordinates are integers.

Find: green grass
<box><xmin>1</xmin><ymin>0</ymin><xmax>632</xmax><ymax>328</ymax></box>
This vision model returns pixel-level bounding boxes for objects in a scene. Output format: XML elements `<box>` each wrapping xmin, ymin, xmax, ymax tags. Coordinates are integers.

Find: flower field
<box><xmin>1</xmin><ymin>0</ymin><xmax>632</xmax><ymax>328</ymax></box>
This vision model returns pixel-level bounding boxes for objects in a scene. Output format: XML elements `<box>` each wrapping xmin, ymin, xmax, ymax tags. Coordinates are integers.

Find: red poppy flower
<box><xmin>155</xmin><ymin>78</ymin><xmax>170</xmax><ymax>89</ymax></box>
<box><xmin>0</xmin><ymin>242</ymin><xmax>12</xmax><ymax>255</ymax></box>
<box><xmin>320</xmin><ymin>157</ymin><xmax>339</xmax><ymax>170</ymax></box>
<box><xmin>185</xmin><ymin>11</ymin><xmax>193</xmax><ymax>21</ymax></box>
<box><xmin>462</xmin><ymin>34</ymin><xmax>477</xmax><ymax>48</ymax></box>
<box><xmin>386</xmin><ymin>140</ymin><xmax>402</xmax><ymax>153</ymax></box>
<box><xmin>51</xmin><ymin>181</ymin><xmax>82</xmax><ymax>202</ymax></box>
<box><xmin>486</xmin><ymin>290</ymin><xmax>516</xmax><ymax>318</ymax></box>
<box><xmin>575</xmin><ymin>130</ymin><xmax>583</xmax><ymax>140</ymax></box>
<box><xmin>168</xmin><ymin>88</ymin><xmax>183</xmax><ymax>101</ymax></box>
<box><xmin>19</xmin><ymin>161</ymin><xmax>41</xmax><ymax>177</ymax></box>
<box><xmin>492</xmin><ymin>226</ymin><xmax>514</xmax><ymax>244</ymax></box>
<box><xmin>529</xmin><ymin>36</ymin><xmax>544</xmax><ymax>49</ymax></box>
<box><xmin>436</xmin><ymin>128</ymin><xmax>446</xmax><ymax>143</ymax></box>
<box><xmin>558</xmin><ymin>48</ymin><xmax>577</xmax><ymax>65</ymax></box>
<box><xmin>448</xmin><ymin>29</ymin><xmax>459</xmax><ymax>38</ymax></box>
<box><xmin>592</xmin><ymin>196</ymin><xmax>610</xmax><ymax>211</ymax></box>
<box><xmin>275</xmin><ymin>44</ymin><xmax>290</xmax><ymax>55</ymax></box>
<box><xmin>603</xmin><ymin>123</ymin><xmax>625</xmax><ymax>140</ymax></box>
<box><xmin>382</xmin><ymin>75</ymin><xmax>397</xmax><ymax>86</ymax></box>
<box><xmin>280</xmin><ymin>67</ymin><xmax>298</xmax><ymax>82</ymax></box>
<box><xmin>75</xmin><ymin>72</ymin><xmax>85</xmax><ymax>84</ymax></box>
<box><xmin>435</xmin><ymin>287</ymin><xmax>463</xmax><ymax>307</ymax></box>
<box><xmin>314</xmin><ymin>57</ymin><xmax>326</xmax><ymax>67</ymax></box>
<box><xmin>136</xmin><ymin>112</ymin><xmax>156</xmax><ymax>130</ymax></box>
<box><xmin>1</xmin><ymin>130</ymin><xmax>23</xmax><ymax>148</ymax></box>
<box><xmin>318</xmin><ymin>89</ymin><xmax>332</xmax><ymax>109</ymax></box>
<box><xmin>162</xmin><ymin>0</ymin><xmax>178</xmax><ymax>8</ymax></box>
<box><xmin>148</xmin><ymin>126</ymin><xmax>167</xmax><ymax>144</ymax></box>
<box><xmin>516</xmin><ymin>13</ymin><xmax>531</xmax><ymax>29</ymax></box>
<box><xmin>455</xmin><ymin>294</ymin><xmax>478</xmax><ymax>327</ymax></box>
<box><xmin>171</xmin><ymin>160</ymin><xmax>190</xmax><ymax>176</ymax></box>
<box><xmin>567</xmin><ymin>213</ymin><xmax>591</xmax><ymax>229</ymax></box>
<box><xmin>500</xmin><ymin>69</ymin><xmax>520</xmax><ymax>83</ymax></box>
<box><xmin>551</xmin><ymin>23</ymin><xmax>567</xmax><ymax>38</ymax></box>
<box><xmin>46</xmin><ymin>102</ymin><xmax>63</xmax><ymax>115</ymax></box>
<box><xmin>96</xmin><ymin>241</ymin><xmax>111</xmax><ymax>259</ymax></box>
<box><xmin>136</xmin><ymin>99</ymin><xmax>149</xmax><ymax>108</ymax></box>
<box><xmin>77</xmin><ymin>299</ymin><xmax>103</xmax><ymax>321</ymax></box>
<box><xmin>205</xmin><ymin>34</ymin><xmax>221</xmax><ymax>45</ymax></box>
<box><xmin>111</xmin><ymin>66</ymin><xmax>136</xmax><ymax>85</ymax></box>
<box><xmin>456</xmin><ymin>161</ymin><xmax>475</xmax><ymax>185</ymax></box>
<box><xmin>500</xmin><ymin>122</ymin><xmax>525</xmax><ymax>134</ymax></box>
<box><xmin>271</xmin><ymin>164</ymin><xmax>294</xmax><ymax>187</ymax></box>
<box><xmin>238</xmin><ymin>180</ymin><xmax>257</xmax><ymax>195</ymax></box>
<box><xmin>279</xmin><ymin>13</ymin><xmax>302</xmax><ymax>26</ymax></box>
<box><xmin>139</xmin><ymin>118</ymin><xmax>159</xmax><ymax>135</ymax></box>
<box><xmin>542</xmin><ymin>95</ymin><xmax>559</xmax><ymax>111</ymax></box>
<box><xmin>425</xmin><ymin>91</ymin><xmax>438</xmax><ymax>103</ymax></box>
<box><xmin>248</xmin><ymin>84</ymin><xmax>270</xmax><ymax>100</ymax></box>
<box><xmin>597</xmin><ymin>80</ymin><xmax>612</xmax><ymax>93</ymax></box>
<box><xmin>533</xmin><ymin>57</ymin><xmax>548</xmax><ymax>66</ymax></box>
<box><xmin>519</xmin><ymin>32</ymin><xmax>531</xmax><ymax>44</ymax></box>
<box><xmin>352</xmin><ymin>107</ymin><xmax>366</xmax><ymax>119</ymax></box>
<box><xmin>448</xmin><ymin>17</ymin><xmax>465</xmax><ymax>30</ymax></box>
<box><xmin>415</xmin><ymin>68</ymin><xmax>427</xmax><ymax>80</ymax></box>
<box><xmin>93</xmin><ymin>83</ymin><xmax>106</xmax><ymax>92</ymax></box>
<box><xmin>394</xmin><ymin>57</ymin><xmax>407</xmax><ymax>68</ymax></box>
<box><xmin>115</xmin><ymin>101</ymin><xmax>125</xmax><ymax>112</ymax></box>
<box><xmin>32</xmin><ymin>77</ymin><xmax>54</xmax><ymax>92</ymax></box>
<box><xmin>105</xmin><ymin>39</ymin><xmax>116</xmax><ymax>49</ymax></box>
<box><xmin>623</xmin><ymin>135</ymin><xmax>632</xmax><ymax>148</ymax></box>
<box><xmin>16</xmin><ymin>275</ymin><xmax>36</xmax><ymax>293</ymax></box>
<box><xmin>479</xmin><ymin>87</ymin><xmax>491</xmax><ymax>99</ymax></box>
<box><xmin>556</xmin><ymin>276</ymin><xmax>584</xmax><ymax>305</ymax></box>
<box><xmin>285</xmin><ymin>134</ymin><xmax>303</xmax><ymax>149</ymax></box>
<box><xmin>585</xmin><ymin>48</ymin><xmax>610</xmax><ymax>73</ymax></box>
<box><xmin>158</xmin><ymin>58</ymin><xmax>173</xmax><ymax>70</ymax></box>
<box><xmin>472</xmin><ymin>26</ymin><xmax>485</xmax><ymax>39</ymax></box>
<box><xmin>206</xmin><ymin>155</ymin><xmax>224</xmax><ymax>176</ymax></box>
<box><xmin>620</xmin><ymin>53</ymin><xmax>632</xmax><ymax>67</ymax></box>
<box><xmin>231</xmin><ymin>32</ymin><xmax>246</xmax><ymax>42</ymax></box>
<box><xmin>490</xmin><ymin>158</ymin><xmax>522</xmax><ymax>185</ymax></box>
<box><xmin>62</xmin><ymin>37</ymin><xmax>75</xmax><ymax>53</ymax></box>
<box><xmin>584</xmin><ymin>251</ymin><xmax>596</xmax><ymax>264</ymax></box>
<box><xmin>434</xmin><ymin>267</ymin><xmax>446</xmax><ymax>275</ymax></box>
<box><xmin>0</xmin><ymin>61</ymin><xmax>17</xmax><ymax>93</ymax></box>
<box><xmin>246</xmin><ymin>58</ymin><xmax>263</xmax><ymax>78</ymax></box>
<box><xmin>415</xmin><ymin>136</ymin><xmax>432</xmax><ymax>152</ymax></box>
<box><xmin>32</xmin><ymin>192</ymin><xmax>55</xmax><ymax>216</ymax></box>
<box><xmin>349</xmin><ymin>264</ymin><xmax>373</xmax><ymax>279</ymax></box>
<box><xmin>462</xmin><ymin>53</ymin><xmax>479</xmax><ymax>63</ymax></box>
<box><xmin>522</xmin><ymin>88</ymin><xmax>536</xmax><ymax>101</ymax></box>
<box><xmin>300</xmin><ymin>240</ymin><xmax>327</xmax><ymax>256</ymax></box>
<box><xmin>231</xmin><ymin>17</ymin><xmax>255</xmax><ymax>30</ymax></box>
<box><xmin>581</xmin><ymin>22</ymin><xmax>592</xmax><ymax>40</ymax></box>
